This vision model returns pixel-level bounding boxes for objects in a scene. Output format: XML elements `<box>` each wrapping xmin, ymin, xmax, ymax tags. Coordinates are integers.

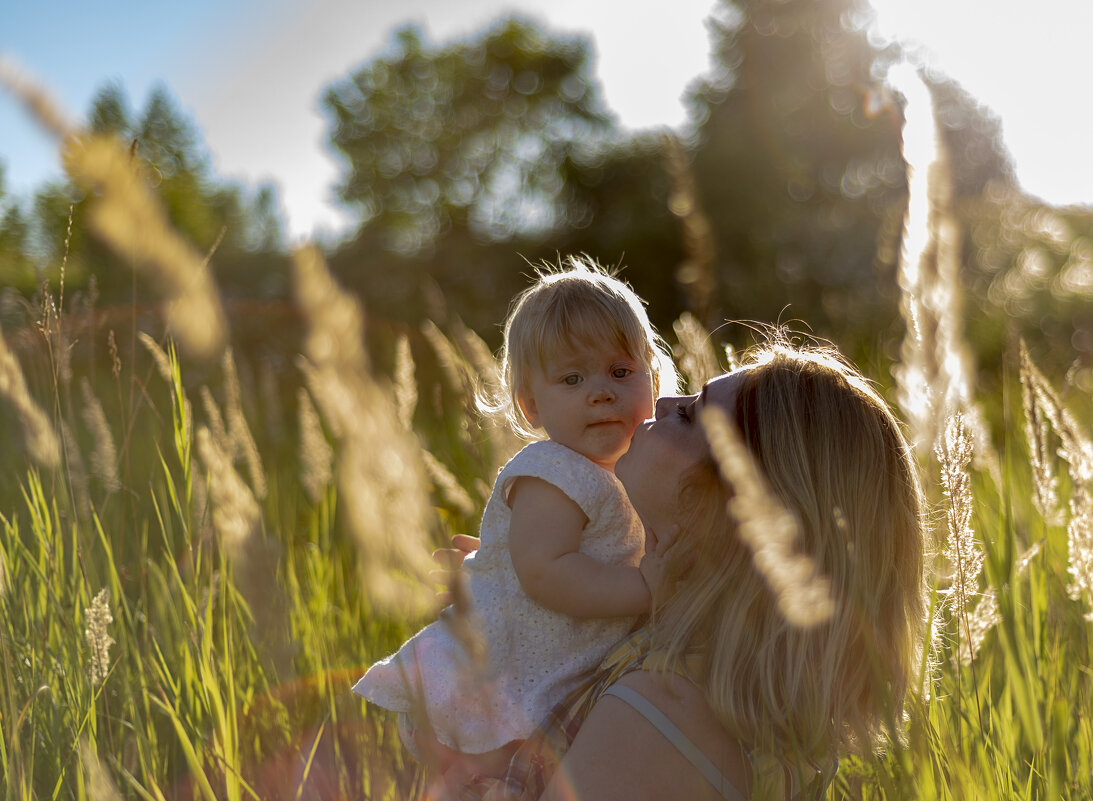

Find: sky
<box><xmin>1</xmin><ymin>0</ymin><xmax>1092</xmax><ymax>240</ymax></box>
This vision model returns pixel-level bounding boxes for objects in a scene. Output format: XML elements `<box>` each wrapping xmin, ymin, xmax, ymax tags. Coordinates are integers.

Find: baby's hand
<box><xmin>431</xmin><ymin>534</ymin><xmax>480</xmax><ymax>607</ymax></box>
<box><xmin>639</xmin><ymin>552</ymin><xmax>666</xmax><ymax>599</ymax></box>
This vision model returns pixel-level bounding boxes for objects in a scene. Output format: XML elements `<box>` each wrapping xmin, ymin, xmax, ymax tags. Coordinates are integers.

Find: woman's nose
<box><xmin>654</xmin><ymin>395</ymin><xmax>681</xmax><ymax>419</ymax></box>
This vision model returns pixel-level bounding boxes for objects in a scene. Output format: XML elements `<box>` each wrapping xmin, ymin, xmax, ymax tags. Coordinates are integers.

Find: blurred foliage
<box><xmin>1</xmin><ymin>83</ymin><xmax>290</xmax><ymax>304</ymax></box>
<box><xmin>323</xmin><ymin>17</ymin><xmax>687</xmax><ymax>339</ymax></box>
<box><xmin>2</xmin><ymin>0</ymin><xmax>1093</xmax><ymax>386</ymax></box>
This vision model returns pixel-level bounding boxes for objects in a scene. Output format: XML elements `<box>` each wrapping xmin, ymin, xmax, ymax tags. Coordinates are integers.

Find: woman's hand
<box><xmin>431</xmin><ymin>535</ymin><xmax>480</xmax><ymax>606</ymax></box>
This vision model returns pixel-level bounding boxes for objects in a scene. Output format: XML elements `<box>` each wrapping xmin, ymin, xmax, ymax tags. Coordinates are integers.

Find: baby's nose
<box><xmin>589</xmin><ymin>384</ymin><xmax>616</xmax><ymax>403</ymax></box>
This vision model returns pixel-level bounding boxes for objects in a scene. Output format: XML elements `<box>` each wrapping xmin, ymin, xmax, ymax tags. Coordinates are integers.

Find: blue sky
<box><xmin>0</xmin><ymin>0</ymin><xmax>284</xmax><ymax>191</ymax></box>
<box><xmin>3</xmin><ymin>0</ymin><xmax>1092</xmax><ymax>239</ymax></box>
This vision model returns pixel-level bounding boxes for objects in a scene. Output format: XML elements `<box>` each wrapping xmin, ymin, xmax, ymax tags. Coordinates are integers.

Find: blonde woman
<box><xmin>453</xmin><ymin>341</ymin><xmax>927</xmax><ymax>801</ymax></box>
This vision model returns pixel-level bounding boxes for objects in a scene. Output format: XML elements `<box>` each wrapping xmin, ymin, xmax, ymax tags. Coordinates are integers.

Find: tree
<box><xmin>324</xmin><ymin>18</ymin><xmax>615</xmax><ymax>257</ymax></box>
<box><xmin>686</xmin><ymin>0</ymin><xmax>909</xmax><ymax>344</ymax></box>
<box><xmin>26</xmin><ymin>84</ymin><xmax>289</xmax><ymax>302</ymax></box>
<box><xmin>0</xmin><ymin>163</ymin><xmax>37</xmax><ymax>293</ymax></box>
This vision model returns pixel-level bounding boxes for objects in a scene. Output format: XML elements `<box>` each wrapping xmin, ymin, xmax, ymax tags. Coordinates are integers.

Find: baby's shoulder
<box><xmin>499</xmin><ymin>441</ymin><xmax>621</xmax><ymax>514</ymax></box>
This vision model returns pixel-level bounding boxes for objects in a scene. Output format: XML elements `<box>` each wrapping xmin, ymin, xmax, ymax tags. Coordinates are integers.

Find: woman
<box><xmin>451</xmin><ymin>341</ymin><xmax>927</xmax><ymax>801</ymax></box>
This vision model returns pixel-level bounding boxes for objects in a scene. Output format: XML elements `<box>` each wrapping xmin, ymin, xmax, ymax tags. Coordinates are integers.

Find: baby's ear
<box><xmin>517</xmin><ymin>392</ymin><xmax>540</xmax><ymax>428</ymax></box>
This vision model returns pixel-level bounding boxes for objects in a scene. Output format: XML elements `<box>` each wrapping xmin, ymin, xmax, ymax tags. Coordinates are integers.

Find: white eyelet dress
<box><xmin>352</xmin><ymin>440</ymin><xmax>645</xmax><ymax>754</ymax></box>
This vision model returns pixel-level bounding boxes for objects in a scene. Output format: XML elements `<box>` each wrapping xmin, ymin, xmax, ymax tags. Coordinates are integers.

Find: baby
<box><xmin>353</xmin><ymin>256</ymin><xmax>676</xmax><ymax>784</ymax></box>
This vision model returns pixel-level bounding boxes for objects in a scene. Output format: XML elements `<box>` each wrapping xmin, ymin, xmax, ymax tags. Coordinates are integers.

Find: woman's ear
<box><xmin>656</xmin><ymin>523</ymin><xmax>682</xmax><ymax>558</ymax></box>
<box><xmin>518</xmin><ymin>392</ymin><xmax>540</xmax><ymax>428</ymax></box>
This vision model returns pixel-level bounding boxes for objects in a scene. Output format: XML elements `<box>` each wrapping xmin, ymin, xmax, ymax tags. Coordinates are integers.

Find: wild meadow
<box><xmin>1</xmin><ymin>58</ymin><xmax>1092</xmax><ymax>801</ymax></box>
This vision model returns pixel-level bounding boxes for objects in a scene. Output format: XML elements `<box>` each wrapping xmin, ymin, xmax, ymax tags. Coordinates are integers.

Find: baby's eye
<box><xmin>611</xmin><ymin>367</ymin><xmax>633</xmax><ymax>379</ymax></box>
<box><xmin>675</xmin><ymin>403</ymin><xmax>691</xmax><ymax>423</ymax></box>
<box><xmin>563</xmin><ymin>374</ymin><xmax>582</xmax><ymax>386</ymax></box>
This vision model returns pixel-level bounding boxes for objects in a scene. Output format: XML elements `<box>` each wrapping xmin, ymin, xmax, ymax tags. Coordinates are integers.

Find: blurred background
<box><xmin>2</xmin><ymin>0</ymin><xmax>1091</xmax><ymax>389</ymax></box>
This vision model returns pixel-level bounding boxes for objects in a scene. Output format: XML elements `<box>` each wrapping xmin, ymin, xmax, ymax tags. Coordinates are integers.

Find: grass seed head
<box><xmin>673</xmin><ymin>312</ymin><xmax>721</xmax><ymax>393</ymax></box>
<box><xmin>296</xmin><ymin>387</ymin><xmax>333</xmax><ymax>504</ymax></box>
<box><xmin>195</xmin><ymin>425</ymin><xmax>260</xmax><ymax>556</ymax></box>
<box><xmin>79</xmin><ymin>739</ymin><xmax>124</xmax><ymax>801</ymax></box>
<box><xmin>84</xmin><ymin>588</ymin><xmax>115</xmax><ymax>687</ymax></box>
<box><xmin>293</xmin><ymin>245</ymin><xmax>435</xmax><ymax>613</ymax></box>
<box><xmin>62</xmin><ymin>133</ymin><xmax>227</xmax><ymax>361</ymax></box>
<box><xmin>935</xmin><ymin>413</ymin><xmax>983</xmax><ymax>624</ymax></box>
<box><xmin>223</xmin><ymin>348</ymin><xmax>267</xmax><ymax>499</ymax></box>
<box><xmin>0</xmin><ymin>327</ymin><xmax>61</xmax><ymax>469</ymax></box>
<box><xmin>393</xmin><ymin>333</ymin><xmax>418</xmax><ymax>432</ymax></box>
<box><xmin>702</xmin><ymin>405</ymin><xmax>835</xmax><ymax>627</ymax></box>
<box><xmin>80</xmin><ymin>378</ymin><xmax>119</xmax><ymax>492</ymax></box>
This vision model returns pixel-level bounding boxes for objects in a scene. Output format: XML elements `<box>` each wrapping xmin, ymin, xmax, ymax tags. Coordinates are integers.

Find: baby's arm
<box><xmin>508</xmin><ymin>476</ymin><xmax>649</xmax><ymax>618</ymax></box>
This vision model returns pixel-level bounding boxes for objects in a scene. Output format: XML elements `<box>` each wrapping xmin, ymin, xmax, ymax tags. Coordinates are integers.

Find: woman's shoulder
<box><xmin>614</xmin><ymin>669</ymin><xmax>748</xmax><ymax>790</ymax></box>
<box><xmin>543</xmin><ymin>670</ymin><xmax>748</xmax><ymax>801</ymax></box>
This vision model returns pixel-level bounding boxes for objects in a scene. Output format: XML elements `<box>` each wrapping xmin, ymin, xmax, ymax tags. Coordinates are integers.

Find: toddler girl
<box><xmin>353</xmin><ymin>257</ymin><xmax>677</xmax><ymax>783</ymax></box>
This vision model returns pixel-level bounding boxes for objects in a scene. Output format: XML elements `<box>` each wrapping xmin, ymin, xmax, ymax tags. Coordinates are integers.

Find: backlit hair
<box><xmin>482</xmin><ymin>256</ymin><xmax>678</xmax><ymax>438</ymax></box>
<box><xmin>650</xmin><ymin>341</ymin><xmax>927</xmax><ymax>765</ymax></box>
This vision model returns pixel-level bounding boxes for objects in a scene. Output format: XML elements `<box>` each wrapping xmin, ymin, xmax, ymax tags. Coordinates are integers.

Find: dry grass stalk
<box><xmin>137</xmin><ymin>332</ymin><xmax>174</xmax><ymax>384</ymax></box>
<box><xmin>195</xmin><ymin>425</ymin><xmax>260</xmax><ymax>557</ymax></box>
<box><xmin>393</xmin><ymin>333</ymin><xmax>418</xmax><ymax>432</ymax></box>
<box><xmin>1068</xmin><ymin>484</ymin><xmax>1093</xmax><ymax>620</ymax></box>
<box><xmin>194</xmin><ymin>425</ymin><xmax>291</xmax><ymax>672</ymax></box>
<box><xmin>888</xmin><ymin>65</ymin><xmax>976</xmax><ymax>455</ymax></box>
<box><xmin>890</xmin><ymin>67</ymin><xmax>937</xmax><ymax>452</ymax></box>
<box><xmin>936</xmin><ymin>413</ymin><xmax>984</xmax><ymax>622</ymax></box>
<box><xmin>1020</xmin><ymin>343</ymin><xmax>1063</xmax><ymax>525</ymax></box>
<box><xmin>80</xmin><ymin>378</ymin><xmax>119</xmax><ymax>492</ymax></box>
<box><xmin>79</xmin><ymin>739</ymin><xmax>124</xmax><ymax>801</ymax></box>
<box><xmin>60</xmin><ymin>133</ymin><xmax>227</xmax><ymax>361</ymax></box>
<box><xmin>448</xmin><ymin>317</ymin><xmax>522</xmax><ymax>469</ymax></box>
<box><xmin>673</xmin><ymin>312</ymin><xmax>721</xmax><ymax>393</ymax></box>
<box><xmin>0</xmin><ymin>541</ymin><xmax>8</xmax><ymax>598</ymax></box>
<box><xmin>84</xmin><ymin>588</ymin><xmax>115</xmax><ymax>686</ymax></box>
<box><xmin>107</xmin><ymin>330</ymin><xmax>122</xmax><ymax>380</ymax></box>
<box><xmin>450</xmin><ymin>318</ymin><xmax>502</xmax><ymax>396</ymax></box>
<box><xmin>701</xmin><ymin>405</ymin><xmax>835</xmax><ymax>627</ymax></box>
<box><xmin>1018</xmin><ymin>343</ymin><xmax>1093</xmax><ymax>615</ymax></box>
<box><xmin>0</xmin><ymin>326</ymin><xmax>60</xmax><ymax>468</ymax></box>
<box><xmin>960</xmin><ymin>540</ymin><xmax>1042</xmax><ymax>665</ymax></box>
<box><xmin>35</xmin><ymin>284</ymin><xmax>73</xmax><ymax>388</ymax></box>
<box><xmin>663</xmin><ymin>131</ymin><xmax>718</xmax><ymax>330</ymax></box>
<box><xmin>0</xmin><ymin>56</ymin><xmax>73</xmax><ymax>140</ymax></box>
<box><xmin>292</xmin><ymin>245</ymin><xmax>435</xmax><ymax>613</ymax></box>
<box><xmin>222</xmin><ymin>349</ymin><xmax>267</xmax><ymax>499</ymax></box>
<box><xmin>421</xmin><ymin>319</ymin><xmax>475</xmax><ymax>399</ymax></box>
<box><xmin>199</xmin><ymin>386</ymin><xmax>229</xmax><ymax>449</ymax></box>
<box><xmin>61</xmin><ymin>419</ymin><xmax>91</xmax><ymax>514</ymax></box>
<box><xmin>296</xmin><ymin>387</ymin><xmax>333</xmax><ymax>504</ymax></box>
<box><xmin>421</xmin><ymin>450</ymin><xmax>477</xmax><ymax>518</ymax></box>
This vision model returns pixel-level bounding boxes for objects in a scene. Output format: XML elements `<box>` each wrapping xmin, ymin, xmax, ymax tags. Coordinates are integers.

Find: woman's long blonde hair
<box><xmin>650</xmin><ymin>342</ymin><xmax>927</xmax><ymax>764</ymax></box>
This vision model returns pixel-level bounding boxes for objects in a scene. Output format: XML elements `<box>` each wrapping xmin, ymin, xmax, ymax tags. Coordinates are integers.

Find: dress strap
<box><xmin>601</xmin><ymin>684</ymin><xmax>745</xmax><ymax>801</ymax></box>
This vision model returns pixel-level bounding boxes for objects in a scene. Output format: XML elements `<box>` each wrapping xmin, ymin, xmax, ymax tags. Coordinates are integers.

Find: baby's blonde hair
<box><xmin>483</xmin><ymin>256</ymin><xmax>678</xmax><ymax>438</ymax></box>
<box><xmin>651</xmin><ymin>341</ymin><xmax>927</xmax><ymax>765</ymax></box>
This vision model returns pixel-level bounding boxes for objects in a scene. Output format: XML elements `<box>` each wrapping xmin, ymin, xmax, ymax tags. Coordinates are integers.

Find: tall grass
<box><xmin>1</xmin><ymin>60</ymin><xmax>1092</xmax><ymax>801</ymax></box>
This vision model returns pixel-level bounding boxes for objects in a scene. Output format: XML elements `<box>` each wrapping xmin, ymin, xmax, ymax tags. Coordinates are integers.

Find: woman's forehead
<box><xmin>699</xmin><ymin>367</ymin><xmax>750</xmax><ymax>409</ymax></box>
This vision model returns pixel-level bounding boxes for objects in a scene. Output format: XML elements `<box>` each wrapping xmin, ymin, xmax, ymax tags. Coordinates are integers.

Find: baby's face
<box><xmin>518</xmin><ymin>341</ymin><xmax>654</xmax><ymax>472</ymax></box>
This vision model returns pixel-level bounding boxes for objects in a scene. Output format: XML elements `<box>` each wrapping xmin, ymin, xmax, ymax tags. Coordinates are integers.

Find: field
<box><xmin>2</xmin><ymin>67</ymin><xmax>1093</xmax><ymax>801</ymax></box>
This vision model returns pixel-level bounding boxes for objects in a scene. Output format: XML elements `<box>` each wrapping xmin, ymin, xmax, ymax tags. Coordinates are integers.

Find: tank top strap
<box><xmin>601</xmin><ymin>684</ymin><xmax>745</xmax><ymax>801</ymax></box>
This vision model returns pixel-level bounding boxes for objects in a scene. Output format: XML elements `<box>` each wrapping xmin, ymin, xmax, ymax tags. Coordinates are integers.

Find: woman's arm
<box><xmin>508</xmin><ymin>476</ymin><xmax>650</xmax><ymax>618</ymax></box>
